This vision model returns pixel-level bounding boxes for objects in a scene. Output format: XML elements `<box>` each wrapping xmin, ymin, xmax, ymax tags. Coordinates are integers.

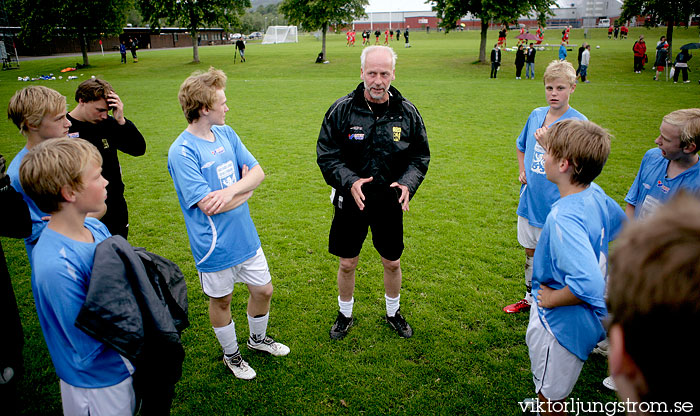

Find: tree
<box><xmin>621</xmin><ymin>0</ymin><xmax>700</xmax><ymax>57</ymax></box>
<box><xmin>6</xmin><ymin>0</ymin><xmax>133</xmax><ymax>66</ymax></box>
<box><xmin>139</xmin><ymin>0</ymin><xmax>250</xmax><ymax>63</ymax></box>
<box><xmin>280</xmin><ymin>0</ymin><xmax>368</xmax><ymax>62</ymax></box>
<box><xmin>433</xmin><ymin>0</ymin><xmax>555</xmax><ymax>63</ymax></box>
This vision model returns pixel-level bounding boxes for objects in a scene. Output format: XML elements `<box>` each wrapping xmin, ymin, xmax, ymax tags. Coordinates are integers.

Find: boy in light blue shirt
<box><xmin>504</xmin><ymin>60</ymin><xmax>587</xmax><ymax>314</ymax></box>
<box><xmin>20</xmin><ymin>138</ymin><xmax>134</xmax><ymax>415</ymax></box>
<box><xmin>525</xmin><ymin>119</ymin><xmax>626</xmax><ymax>413</ymax></box>
<box><xmin>625</xmin><ymin>108</ymin><xmax>700</xmax><ymax>220</ymax></box>
<box><xmin>168</xmin><ymin>68</ymin><xmax>289</xmax><ymax>381</ymax></box>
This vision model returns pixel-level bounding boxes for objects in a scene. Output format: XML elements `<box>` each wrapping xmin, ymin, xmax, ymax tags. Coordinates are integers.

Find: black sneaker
<box><xmin>386</xmin><ymin>309</ymin><xmax>413</xmax><ymax>338</ymax></box>
<box><xmin>329</xmin><ymin>312</ymin><xmax>353</xmax><ymax>340</ymax></box>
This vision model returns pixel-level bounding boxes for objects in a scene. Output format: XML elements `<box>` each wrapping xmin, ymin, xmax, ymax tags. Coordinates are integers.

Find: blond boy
<box><xmin>168</xmin><ymin>68</ymin><xmax>288</xmax><ymax>381</ymax></box>
<box><xmin>7</xmin><ymin>86</ymin><xmax>72</xmax><ymax>260</ymax></box>
<box><xmin>526</xmin><ymin>119</ymin><xmax>625</xmax><ymax>415</ymax></box>
<box><xmin>20</xmin><ymin>138</ymin><xmax>135</xmax><ymax>415</ymax></box>
<box><xmin>504</xmin><ymin>61</ymin><xmax>587</xmax><ymax>314</ymax></box>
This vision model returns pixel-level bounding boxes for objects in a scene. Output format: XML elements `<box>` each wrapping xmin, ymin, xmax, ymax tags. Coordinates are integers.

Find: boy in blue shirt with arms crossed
<box><xmin>526</xmin><ymin>119</ymin><xmax>625</xmax><ymax>415</ymax></box>
<box><xmin>168</xmin><ymin>67</ymin><xmax>289</xmax><ymax>381</ymax></box>
<box><xmin>504</xmin><ymin>60</ymin><xmax>587</xmax><ymax>314</ymax></box>
<box><xmin>19</xmin><ymin>138</ymin><xmax>135</xmax><ymax>415</ymax></box>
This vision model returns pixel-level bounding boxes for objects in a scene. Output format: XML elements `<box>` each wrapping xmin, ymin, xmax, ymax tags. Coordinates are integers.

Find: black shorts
<box><xmin>329</xmin><ymin>186</ymin><xmax>404</xmax><ymax>261</ymax></box>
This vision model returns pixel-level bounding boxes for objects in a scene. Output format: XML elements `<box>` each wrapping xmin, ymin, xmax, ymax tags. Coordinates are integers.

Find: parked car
<box><xmin>598</xmin><ymin>18</ymin><xmax>610</xmax><ymax>28</ymax></box>
<box><xmin>230</xmin><ymin>33</ymin><xmax>243</xmax><ymax>40</ymax></box>
<box><xmin>248</xmin><ymin>32</ymin><xmax>263</xmax><ymax>40</ymax></box>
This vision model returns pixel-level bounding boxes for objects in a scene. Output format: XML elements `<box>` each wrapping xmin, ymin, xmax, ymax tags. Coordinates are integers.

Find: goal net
<box><xmin>262</xmin><ymin>26</ymin><xmax>298</xmax><ymax>44</ymax></box>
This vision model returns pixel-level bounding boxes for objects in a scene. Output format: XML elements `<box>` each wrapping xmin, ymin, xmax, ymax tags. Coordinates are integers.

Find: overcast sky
<box><xmin>365</xmin><ymin>0</ymin><xmax>435</xmax><ymax>13</ymax></box>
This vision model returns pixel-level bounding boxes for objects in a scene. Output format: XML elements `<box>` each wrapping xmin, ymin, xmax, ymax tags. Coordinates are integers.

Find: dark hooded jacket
<box><xmin>317</xmin><ymin>83</ymin><xmax>430</xmax><ymax>202</ymax></box>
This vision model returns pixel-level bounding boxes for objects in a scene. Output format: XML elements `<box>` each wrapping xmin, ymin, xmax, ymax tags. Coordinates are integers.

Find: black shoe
<box><xmin>330</xmin><ymin>312</ymin><xmax>353</xmax><ymax>340</ymax></box>
<box><xmin>386</xmin><ymin>309</ymin><xmax>413</xmax><ymax>338</ymax></box>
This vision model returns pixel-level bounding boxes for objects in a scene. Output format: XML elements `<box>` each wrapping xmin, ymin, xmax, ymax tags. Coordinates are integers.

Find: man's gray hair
<box><xmin>361</xmin><ymin>46</ymin><xmax>397</xmax><ymax>70</ymax></box>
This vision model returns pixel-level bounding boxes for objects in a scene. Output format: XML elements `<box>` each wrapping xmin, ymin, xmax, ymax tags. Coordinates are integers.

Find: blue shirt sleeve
<box><xmin>169</xmin><ymin>140</ymin><xmax>212</xmax><ymax>209</ymax></box>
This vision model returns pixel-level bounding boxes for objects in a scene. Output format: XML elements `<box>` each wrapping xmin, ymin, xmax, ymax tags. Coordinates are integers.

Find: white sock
<box><xmin>338</xmin><ymin>296</ymin><xmax>354</xmax><ymax>318</ymax></box>
<box><xmin>525</xmin><ymin>255</ymin><xmax>534</xmax><ymax>304</ymax></box>
<box><xmin>248</xmin><ymin>313</ymin><xmax>269</xmax><ymax>343</ymax></box>
<box><xmin>213</xmin><ymin>321</ymin><xmax>238</xmax><ymax>356</ymax></box>
<box><xmin>385</xmin><ymin>294</ymin><xmax>400</xmax><ymax>317</ymax></box>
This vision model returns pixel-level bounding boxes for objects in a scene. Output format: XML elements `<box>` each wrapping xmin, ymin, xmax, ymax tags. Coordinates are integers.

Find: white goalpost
<box><xmin>262</xmin><ymin>26</ymin><xmax>298</xmax><ymax>44</ymax></box>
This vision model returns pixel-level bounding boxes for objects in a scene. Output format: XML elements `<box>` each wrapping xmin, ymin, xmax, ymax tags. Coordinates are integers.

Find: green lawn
<box><xmin>1</xmin><ymin>26</ymin><xmax>699</xmax><ymax>415</ymax></box>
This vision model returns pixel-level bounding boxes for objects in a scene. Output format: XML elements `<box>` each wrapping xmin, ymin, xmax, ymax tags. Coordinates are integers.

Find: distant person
<box><xmin>673</xmin><ymin>48</ymin><xmax>692</xmax><ymax>83</ymax></box>
<box><xmin>624</xmin><ymin>109</ymin><xmax>700</xmax><ymax>220</ymax></box>
<box><xmin>575</xmin><ymin>42</ymin><xmax>587</xmax><ymax>78</ymax></box>
<box><xmin>503</xmin><ymin>60</ymin><xmax>587</xmax><ymax>315</ymax></box>
<box><xmin>608</xmin><ymin>25</ymin><xmax>613</xmax><ymax>39</ymax></box>
<box><xmin>384</xmin><ymin>29</ymin><xmax>390</xmax><ymax>45</ymax></box>
<box><xmin>526</xmin><ymin>119</ymin><xmax>625</xmax><ymax>415</ymax></box>
<box><xmin>346</xmin><ymin>30</ymin><xmax>352</xmax><ymax>46</ymax></box>
<box><xmin>498</xmin><ymin>25</ymin><xmax>507</xmax><ymax>48</ymax></box>
<box><xmin>19</xmin><ymin>138</ymin><xmax>135</xmax><ymax>415</ymax></box>
<box><xmin>614</xmin><ymin>25</ymin><xmax>619</xmax><ymax>39</ymax></box>
<box><xmin>235</xmin><ymin>37</ymin><xmax>246</xmax><ymax>62</ymax></box>
<box><xmin>119</xmin><ymin>41</ymin><xmax>126</xmax><ymax>64</ymax></box>
<box><xmin>526</xmin><ymin>43</ymin><xmax>537</xmax><ymax>79</ymax></box>
<box><xmin>0</xmin><ymin>154</ymin><xmax>31</xmax><ymax>415</ymax></box>
<box><xmin>580</xmin><ymin>44</ymin><xmax>591</xmax><ymax>83</ymax></box>
<box><xmin>317</xmin><ymin>46</ymin><xmax>430</xmax><ymax>340</ymax></box>
<box><xmin>389</xmin><ymin>29</ymin><xmax>394</xmax><ymax>40</ymax></box>
<box><xmin>374</xmin><ymin>29</ymin><xmax>380</xmax><ymax>44</ymax></box>
<box><xmin>169</xmin><ymin>67</ymin><xmax>289</xmax><ymax>380</ymax></box>
<box><xmin>404</xmin><ymin>27</ymin><xmax>410</xmax><ymax>48</ymax></box>
<box><xmin>68</xmin><ymin>78</ymin><xmax>146</xmax><ymax>239</ymax></box>
<box><xmin>633</xmin><ymin>35</ymin><xmax>646</xmax><ymax>73</ymax></box>
<box><xmin>128</xmin><ymin>37</ymin><xmax>138</xmax><ymax>62</ymax></box>
<box><xmin>7</xmin><ymin>86</ymin><xmax>72</xmax><ymax>260</ymax></box>
<box><xmin>653</xmin><ymin>42</ymin><xmax>669</xmax><ymax>81</ymax></box>
<box><xmin>490</xmin><ymin>44</ymin><xmax>501</xmax><ymax>78</ymax></box>
<box><xmin>558</xmin><ymin>41</ymin><xmax>567</xmax><ymax>61</ymax></box>
<box><xmin>396</xmin><ymin>29</ymin><xmax>401</xmax><ymax>43</ymax></box>
<box><xmin>515</xmin><ymin>44</ymin><xmax>526</xmax><ymax>79</ymax></box>
<box><xmin>535</xmin><ymin>25</ymin><xmax>543</xmax><ymax>44</ymax></box>
<box><xmin>620</xmin><ymin>24</ymin><xmax>628</xmax><ymax>39</ymax></box>
<box><xmin>607</xmin><ymin>192</ymin><xmax>700</xmax><ymax>412</ymax></box>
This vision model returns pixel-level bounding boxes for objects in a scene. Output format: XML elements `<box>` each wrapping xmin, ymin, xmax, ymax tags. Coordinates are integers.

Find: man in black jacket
<box><xmin>526</xmin><ymin>43</ymin><xmax>537</xmax><ymax>79</ymax></box>
<box><xmin>68</xmin><ymin>78</ymin><xmax>146</xmax><ymax>239</ymax></box>
<box><xmin>317</xmin><ymin>46</ymin><xmax>430</xmax><ymax>340</ymax></box>
<box><xmin>490</xmin><ymin>44</ymin><xmax>501</xmax><ymax>78</ymax></box>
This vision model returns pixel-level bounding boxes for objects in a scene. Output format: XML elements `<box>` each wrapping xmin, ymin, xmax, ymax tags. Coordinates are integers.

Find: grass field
<box><xmin>1</xmin><ymin>26</ymin><xmax>699</xmax><ymax>415</ymax></box>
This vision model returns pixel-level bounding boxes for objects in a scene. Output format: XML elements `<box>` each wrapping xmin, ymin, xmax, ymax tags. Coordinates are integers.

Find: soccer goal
<box><xmin>262</xmin><ymin>26</ymin><xmax>298</xmax><ymax>44</ymax></box>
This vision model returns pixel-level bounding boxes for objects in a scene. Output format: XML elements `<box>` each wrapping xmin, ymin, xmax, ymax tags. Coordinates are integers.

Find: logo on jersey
<box><xmin>211</xmin><ymin>146</ymin><xmax>225</xmax><ymax>155</ymax></box>
<box><xmin>656</xmin><ymin>181</ymin><xmax>670</xmax><ymax>193</ymax></box>
<box><xmin>349</xmin><ymin>133</ymin><xmax>364</xmax><ymax>141</ymax></box>
<box><xmin>393</xmin><ymin>127</ymin><xmax>401</xmax><ymax>142</ymax></box>
<box><xmin>530</xmin><ymin>142</ymin><xmax>546</xmax><ymax>175</ymax></box>
<box><xmin>217</xmin><ymin>160</ymin><xmax>236</xmax><ymax>188</ymax></box>
<box><xmin>67</xmin><ymin>132</ymin><xmax>80</xmax><ymax>138</ymax></box>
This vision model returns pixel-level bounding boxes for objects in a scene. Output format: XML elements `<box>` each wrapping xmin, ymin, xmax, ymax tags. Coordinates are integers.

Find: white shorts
<box><xmin>526</xmin><ymin>306</ymin><xmax>584</xmax><ymax>401</ymax></box>
<box><xmin>517</xmin><ymin>216</ymin><xmax>543</xmax><ymax>250</ymax></box>
<box><xmin>60</xmin><ymin>376</ymin><xmax>135</xmax><ymax>416</ymax></box>
<box><xmin>198</xmin><ymin>247</ymin><xmax>271</xmax><ymax>298</ymax></box>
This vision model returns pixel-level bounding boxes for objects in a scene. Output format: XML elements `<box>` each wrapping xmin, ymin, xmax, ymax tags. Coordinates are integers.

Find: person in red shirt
<box><xmin>608</xmin><ymin>25</ymin><xmax>613</xmax><ymax>39</ymax></box>
<box><xmin>384</xmin><ymin>29</ymin><xmax>390</xmax><ymax>45</ymax></box>
<box><xmin>633</xmin><ymin>35</ymin><xmax>647</xmax><ymax>73</ymax></box>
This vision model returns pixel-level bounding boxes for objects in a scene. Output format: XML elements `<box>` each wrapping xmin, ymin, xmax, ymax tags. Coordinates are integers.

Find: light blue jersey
<box><xmin>532</xmin><ymin>183</ymin><xmax>626</xmax><ymax>361</ymax></box>
<box><xmin>32</xmin><ymin>217</ymin><xmax>130</xmax><ymax>388</ymax></box>
<box><xmin>8</xmin><ymin>146</ymin><xmax>49</xmax><ymax>260</ymax></box>
<box><xmin>516</xmin><ymin>106</ymin><xmax>587</xmax><ymax>228</ymax></box>
<box><xmin>625</xmin><ymin>148</ymin><xmax>700</xmax><ymax>219</ymax></box>
<box><xmin>168</xmin><ymin>125</ymin><xmax>260</xmax><ymax>273</ymax></box>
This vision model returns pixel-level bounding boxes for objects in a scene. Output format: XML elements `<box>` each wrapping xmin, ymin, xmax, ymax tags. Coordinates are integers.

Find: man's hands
<box><xmin>199</xmin><ymin>165</ymin><xmax>253</xmax><ymax>216</ymax></box>
<box><xmin>351</xmin><ymin>177</ymin><xmax>410</xmax><ymax>212</ymax></box>
<box><xmin>351</xmin><ymin>177</ymin><xmax>373</xmax><ymax>210</ymax></box>
<box><xmin>106</xmin><ymin>91</ymin><xmax>125</xmax><ymax>125</ymax></box>
<box><xmin>390</xmin><ymin>182</ymin><xmax>410</xmax><ymax>211</ymax></box>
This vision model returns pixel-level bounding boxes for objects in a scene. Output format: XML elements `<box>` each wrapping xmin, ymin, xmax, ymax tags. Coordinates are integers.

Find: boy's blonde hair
<box><xmin>542</xmin><ymin>60</ymin><xmax>576</xmax><ymax>86</ymax></box>
<box><xmin>7</xmin><ymin>86</ymin><xmax>67</xmax><ymax>135</ymax></box>
<box><xmin>540</xmin><ymin>119</ymin><xmax>610</xmax><ymax>186</ymax></box>
<box><xmin>662</xmin><ymin>108</ymin><xmax>700</xmax><ymax>152</ymax></box>
<box><xmin>19</xmin><ymin>137</ymin><xmax>102</xmax><ymax>214</ymax></box>
<box><xmin>608</xmin><ymin>191</ymin><xmax>700</xmax><ymax>406</ymax></box>
<box><xmin>178</xmin><ymin>67</ymin><xmax>227</xmax><ymax>123</ymax></box>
